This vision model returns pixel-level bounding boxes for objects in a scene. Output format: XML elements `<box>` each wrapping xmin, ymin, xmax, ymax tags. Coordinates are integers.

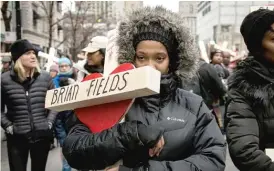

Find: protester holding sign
<box><xmin>62</xmin><ymin>6</ymin><xmax>226</xmax><ymax>171</ymax></box>
<box><xmin>1</xmin><ymin>39</ymin><xmax>57</xmax><ymax>171</ymax></box>
<box><xmin>226</xmin><ymin>9</ymin><xmax>274</xmax><ymax>171</ymax></box>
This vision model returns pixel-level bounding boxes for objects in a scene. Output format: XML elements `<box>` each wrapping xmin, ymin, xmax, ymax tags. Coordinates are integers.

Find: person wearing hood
<box><xmin>77</xmin><ymin>36</ymin><xmax>107</xmax><ymax>82</ymax></box>
<box><xmin>226</xmin><ymin>9</ymin><xmax>274</xmax><ymax>171</ymax></box>
<box><xmin>1</xmin><ymin>56</ymin><xmax>12</xmax><ymax>73</ymax></box>
<box><xmin>1</xmin><ymin>39</ymin><xmax>57</xmax><ymax>171</ymax></box>
<box><xmin>49</xmin><ymin>64</ymin><xmax>59</xmax><ymax>79</ymax></box>
<box><xmin>62</xmin><ymin>6</ymin><xmax>226</xmax><ymax>171</ymax></box>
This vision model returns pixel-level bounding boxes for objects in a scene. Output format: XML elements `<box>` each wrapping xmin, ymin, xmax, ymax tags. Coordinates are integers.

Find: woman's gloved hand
<box><xmin>6</xmin><ymin>125</ymin><xmax>13</xmax><ymax>135</ymax></box>
<box><xmin>137</xmin><ymin>124</ymin><xmax>165</xmax><ymax>157</ymax></box>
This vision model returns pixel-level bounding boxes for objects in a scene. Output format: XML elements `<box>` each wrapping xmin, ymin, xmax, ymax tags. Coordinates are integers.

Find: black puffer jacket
<box><xmin>1</xmin><ymin>69</ymin><xmax>57</xmax><ymax>140</ymax></box>
<box><xmin>226</xmin><ymin>57</ymin><xmax>274</xmax><ymax>171</ymax></box>
<box><xmin>63</xmin><ymin>74</ymin><xmax>226</xmax><ymax>171</ymax></box>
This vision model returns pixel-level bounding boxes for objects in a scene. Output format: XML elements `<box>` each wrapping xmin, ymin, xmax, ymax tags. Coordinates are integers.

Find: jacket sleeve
<box><xmin>62</xmin><ymin>119</ymin><xmax>164</xmax><ymax>170</ymax></box>
<box><xmin>120</xmin><ymin>101</ymin><xmax>226</xmax><ymax>171</ymax></box>
<box><xmin>1</xmin><ymin>82</ymin><xmax>12</xmax><ymax>129</ymax></box>
<box><xmin>226</xmin><ymin>89</ymin><xmax>274</xmax><ymax>171</ymax></box>
<box><xmin>46</xmin><ymin>79</ymin><xmax>57</xmax><ymax>123</ymax></box>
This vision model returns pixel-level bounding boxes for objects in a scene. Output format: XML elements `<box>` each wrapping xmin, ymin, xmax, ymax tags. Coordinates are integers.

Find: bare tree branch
<box><xmin>50</xmin><ymin>15</ymin><xmax>68</xmax><ymax>27</ymax></box>
<box><xmin>55</xmin><ymin>36</ymin><xmax>68</xmax><ymax>49</ymax></box>
<box><xmin>39</xmin><ymin>1</ymin><xmax>49</xmax><ymax>17</ymax></box>
<box><xmin>62</xmin><ymin>1</ymin><xmax>113</xmax><ymax>61</ymax></box>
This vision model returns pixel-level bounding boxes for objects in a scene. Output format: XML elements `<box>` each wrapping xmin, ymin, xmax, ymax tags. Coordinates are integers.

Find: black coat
<box><xmin>183</xmin><ymin>60</ymin><xmax>227</xmax><ymax>109</ymax></box>
<box><xmin>198</xmin><ymin>60</ymin><xmax>227</xmax><ymax>108</ymax></box>
<box><xmin>226</xmin><ymin>57</ymin><xmax>274</xmax><ymax>171</ymax></box>
<box><xmin>1</xmin><ymin>69</ymin><xmax>57</xmax><ymax>140</ymax></box>
<box><xmin>62</xmin><ymin>74</ymin><xmax>226</xmax><ymax>171</ymax></box>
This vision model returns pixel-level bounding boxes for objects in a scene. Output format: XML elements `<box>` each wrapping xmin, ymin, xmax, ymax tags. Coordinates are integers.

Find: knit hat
<box><xmin>10</xmin><ymin>39</ymin><xmax>37</xmax><ymax>62</ymax></box>
<box><xmin>240</xmin><ymin>9</ymin><xmax>274</xmax><ymax>55</ymax></box>
<box><xmin>58</xmin><ymin>57</ymin><xmax>72</xmax><ymax>66</ymax></box>
<box><xmin>133</xmin><ymin>22</ymin><xmax>177</xmax><ymax>55</ymax></box>
<box><xmin>2</xmin><ymin>56</ymin><xmax>11</xmax><ymax>63</ymax></box>
<box><xmin>50</xmin><ymin>64</ymin><xmax>59</xmax><ymax>73</ymax></box>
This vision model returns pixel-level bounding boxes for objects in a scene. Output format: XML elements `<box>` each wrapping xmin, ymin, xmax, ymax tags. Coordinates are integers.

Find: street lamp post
<box><xmin>15</xmin><ymin>1</ymin><xmax>21</xmax><ymax>40</ymax></box>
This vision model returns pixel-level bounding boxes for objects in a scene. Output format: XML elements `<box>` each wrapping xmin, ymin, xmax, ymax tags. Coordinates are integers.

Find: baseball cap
<box><xmin>82</xmin><ymin>36</ymin><xmax>108</xmax><ymax>53</ymax></box>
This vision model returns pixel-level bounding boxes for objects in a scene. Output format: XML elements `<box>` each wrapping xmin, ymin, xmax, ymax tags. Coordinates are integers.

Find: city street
<box><xmin>1</xmin><ymin>139</ymin><xmax>238</xmax><ymax>171</ymax></box>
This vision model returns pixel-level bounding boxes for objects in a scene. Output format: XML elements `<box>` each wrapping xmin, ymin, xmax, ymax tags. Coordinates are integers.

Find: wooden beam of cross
<box><xmin>38</xmin><ymin>47</ymin><xmax>57</xmax><ymax>72</ymax></box>
<box><xmin>38</xmin><ymin>48</ymin><xmax>89</xmax><ymax>75</ymax></box>
<box><xmin>44</xmin><ymin>29</ymin><xmax>161</xmax><ymax>112</ymax></box>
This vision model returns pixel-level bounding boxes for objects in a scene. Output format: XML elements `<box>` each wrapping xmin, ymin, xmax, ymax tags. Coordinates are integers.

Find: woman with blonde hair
<box><xmin>1</xmin><ymin>39</ymin><xmax>57</xmax><ymax>171</ymax></box>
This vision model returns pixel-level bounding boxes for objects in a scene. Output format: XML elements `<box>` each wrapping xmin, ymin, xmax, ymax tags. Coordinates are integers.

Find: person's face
<box><xmin>50</xmin><ymin>71</ymin><xmax>57</xmax><ymax>78</ymax></box>
<box><xmin>212</xmin><ymin>52</ymin><xmax>223</xmax><ymax>64</ymax></box>
<box><xmin>59</xmin><ymin>63</ymin><xmax>71</xmax><ymax>72</ymax></box>
<box><xmin>20</xmin><ymin>50</ymin><xmax>37</xmax><ymax>69</ymax></box>
<box><xmin>87</xmin><ymin>51</ymin><xmax>104</xmax><ymax>66</ymax></box>
<box><xmin>262</xmin><ymin>23</ymin><xmax>274</xmax><ymax>64</ymax></box>
<box><xmin>135</xmin><ymin>40</ymin><xmax>170</xmax><ymax>74</ymax></box>
<box><xmin>222</xmin><ymin>52</ymin><xmax>231</xmax><ymax>66</ymax></box>
<box><xmin>2</xmin><ymin>62</ymin><xmax>10</xmax><ymax>69</ymax></box>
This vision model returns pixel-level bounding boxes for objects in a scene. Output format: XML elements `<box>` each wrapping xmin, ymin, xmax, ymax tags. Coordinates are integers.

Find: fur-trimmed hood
<box><xmin>116</xmin><ymin>6</ymin><xmax>199</xmax><ymax>81</ymax></box>
<box><xmin>228</xmin><ymin>57</ymin><xmax>274</xmax><ymax>105</ymax></box>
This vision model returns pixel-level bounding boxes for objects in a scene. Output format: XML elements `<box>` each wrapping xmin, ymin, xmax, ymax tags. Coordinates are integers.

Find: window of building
<box><xmin>57</xmin><ymin>1</ymin><xmax>62</xmax><ymax>13</ymax></box>
<box><xmin>202</xmin><ymin>5</ymin><xmax>211</xmax><ymax>16</ymax></box>
<box><xmin>32</xmin><ymin>4</ymin><xmax>39</xmax><ymax>30</ymax></box>
<box><xmin>190</xmin><ymin>4</ymin><xmax>194</xmax><ymax>14</ymax></box>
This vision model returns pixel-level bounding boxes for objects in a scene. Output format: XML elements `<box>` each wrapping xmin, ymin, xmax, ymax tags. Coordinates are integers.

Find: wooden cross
<box><xmin>38</xmin><ymin>47</ymin><xmax>57</xmax><ymax>72</ymax></box>
<box><xmin>44</xmin><ymin>29</ymin><xmax>161</xmax><ymax>112</ymax></box>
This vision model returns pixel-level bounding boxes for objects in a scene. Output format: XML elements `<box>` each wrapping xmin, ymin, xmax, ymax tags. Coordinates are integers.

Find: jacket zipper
<box><xmin>25</xmin><ymin>90</ymin><xmax>35</xmax><ymax>133</ymax></box>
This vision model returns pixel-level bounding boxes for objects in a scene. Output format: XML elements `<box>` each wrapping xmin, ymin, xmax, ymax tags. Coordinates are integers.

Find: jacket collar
<box><xmin>228</xmin><ymin>57</ymin><xmax>274</xmax><ymax>105</ymax></box>
<box><xmin>136</xmin><ymin>73</ymin><xmax>178</xmax><ymax>112</ymax></box>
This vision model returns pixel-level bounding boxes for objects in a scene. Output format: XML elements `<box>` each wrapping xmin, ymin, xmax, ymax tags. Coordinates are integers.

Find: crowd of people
<box><xmin>1</xmin><ymin>6</ymin><xmax>273</xmax><ymax>171</ymax></box>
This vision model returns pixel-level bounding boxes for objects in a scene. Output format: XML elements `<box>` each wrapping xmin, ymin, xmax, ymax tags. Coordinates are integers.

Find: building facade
<box><xmin>196</xmin><ymin>1</ymin><xmax>274</xmax><ymax>53</ymax></box>
<box><xmin>20</xmin><ymin>1</ymin><xmax>64</xmax><ymax>53</ymax></box>
<box><xmin>113</xmin><ymin>1</ymin><xmax>144</xmax><ymax>21</ymax></box>
<box><xmin>1</xmin><ymin>1</ymin><xmax>17</xmax><ymax>52</ymax></box>
<box><xmin>75</xmin><ymin>1</ymin><xmax>114</xmax><ymax>23</ymax></box>
<box><xmin>1</xmin><ymin>1</ymin><xmax>64</xmax><ymax>68</ymax></box>
<box><xmin>179</xmin><ymin>1</ymin><xmax>198</xmax><ymax>42</ymax></box>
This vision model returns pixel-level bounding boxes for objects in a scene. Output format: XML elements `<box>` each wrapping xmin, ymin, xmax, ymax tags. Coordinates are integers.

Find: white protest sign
<box><xmin>45</xmin><ymin>66</ymin><xmax>160</xmax><ymax>111</ymax></box>
<box><xmin>266</xmin><ymin>149</ymin><xmax>274</xmax><ymax>161</ymax></box>
<box><xmin>198</xmin><ymin>41</ymin><xmax>209</xmax><ymax>63</ymax></box>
